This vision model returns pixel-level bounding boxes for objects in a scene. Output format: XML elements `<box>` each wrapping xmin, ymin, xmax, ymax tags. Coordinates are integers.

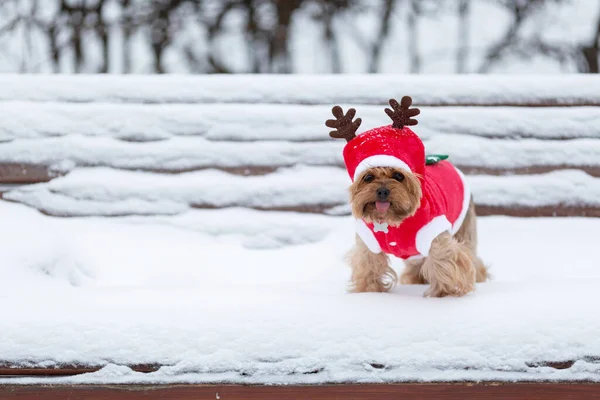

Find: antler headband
<box><xmin>385</xmin><ymin>96</ymin><xmax>420</xmax><ymax>129</ymax></box>
<box><xmin>326</xmin><ymin>96</ymin><xmax>420</xmax><ymax>143</ymax></box>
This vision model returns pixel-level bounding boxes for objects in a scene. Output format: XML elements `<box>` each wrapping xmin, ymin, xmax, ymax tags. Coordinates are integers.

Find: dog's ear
<box><xmin>385</xmin><ymin>96</ymin><xmax>420</xmax><ymax>129</ymax></box>
<box><xmin>326</xmin><ymin>106</ymin><xmax>362</xmax><ymax>142</ymax></box>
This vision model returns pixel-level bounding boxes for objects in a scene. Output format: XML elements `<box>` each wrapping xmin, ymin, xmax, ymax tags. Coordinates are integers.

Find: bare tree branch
<box><xmin>456</xmin><ymin>0</ymin><xmax>469</xmax><ymax>73</ymax></box>
<box><xmin>368</xmin><ymin>0</ymin><xmax>395</xmax><ymax>73</ymax></box>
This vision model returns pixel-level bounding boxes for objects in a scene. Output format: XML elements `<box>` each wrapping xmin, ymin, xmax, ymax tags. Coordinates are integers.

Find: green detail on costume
<box><xmin>426</xmin><ymin>154</ymin><xmax>449</xmax><ymax>165</ymax></box>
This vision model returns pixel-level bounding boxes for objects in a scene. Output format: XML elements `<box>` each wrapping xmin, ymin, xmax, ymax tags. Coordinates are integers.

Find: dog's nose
<box><xmin>376</xmin><ymin>187</ymin><xmax>390</xmax><ymax>201</ymax></box>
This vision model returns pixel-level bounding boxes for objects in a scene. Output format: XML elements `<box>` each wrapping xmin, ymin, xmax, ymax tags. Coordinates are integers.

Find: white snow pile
<box><xmin>1</xmin><ymin>75</ymin><xmax>600</xmax><ymax>106</ymax></box>
<box><xmin>2</xmin><ymin>112</ymin><xmax>600</xmax><ymax>172</ymax></box>
<box><xmin>1</xmin><ymin>200</ymin><xmax>600</xmax><ymax>384</ymax></box>
<box><xmin>3</xmin><ymin>167</ymin><xmax>599</xmax><ymax>217</ymax></box>
<box><xmin>2</xmin><ymin>102</ymin><xmax>600</xmax><ymax>143</ymax></box>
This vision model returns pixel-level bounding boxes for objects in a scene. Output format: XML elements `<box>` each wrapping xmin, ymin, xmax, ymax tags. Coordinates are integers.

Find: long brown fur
<box><xmin>401</xmin><ymin>199</ymin><xmax>489</xmax><ymax>287</ymax></box>
<box><xmin>349</xmin><ymin>167</ymin><xmax>422</xmax><ymax>227</ymax></box>
<box><xmin>347</xmin><ymin>234</ymin><xmax>396</xmax><ymax>293</ymax></box>
<box><xmin>349</xmin><ymin>167</ymin><xmax>488</xmax><ymax>298</ymax></box>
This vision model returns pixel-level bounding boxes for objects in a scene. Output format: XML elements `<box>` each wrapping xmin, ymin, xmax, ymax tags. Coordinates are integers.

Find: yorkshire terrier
<box><xmin>327</xmin><ymin>96</ymin><xmax>488</xmax><ymax>297</ymax></box>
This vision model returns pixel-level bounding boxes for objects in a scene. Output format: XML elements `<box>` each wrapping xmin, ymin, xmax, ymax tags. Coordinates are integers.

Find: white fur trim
<box><xmin>355</xmin><ymin>219</ymin><xmax>382</xmax><ymax>254</ymax></box>
<box><xmin>415</xmin><ymin>215</ymin><xmax>452</xmax><ymax>256</ymax></box>
<box><xmin>353</xmin><ymin>155</ymin><xmax>411</xmax><ymax>181</ymax></box>
<box><xmin>451</xmin><ymin>166</ymin><xmax>471</xmax><ymax>235</ymax></box>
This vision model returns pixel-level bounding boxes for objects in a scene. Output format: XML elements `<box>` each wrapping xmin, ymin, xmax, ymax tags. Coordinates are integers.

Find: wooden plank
<box><xmin>2</xmin><ymin>383</ymin><xmax>600</xmax><ymax>400</ymax></box>
<box><xmin>3</xmin><ymin>199</ymin><xmax>592</xmax><ymax>218</ymax></box>
<box><xmin>460</xmin><ymin>165</ymin><xmax>600</xmax><ymax>178</ymax></box>
<box><xmin>231</xmin><ymin>204</ymin><xmax>600</xmax><ymax>218</ymax></box>
<box><xmin>1</xmin><ymin>164</ymin><xmax>600</xmax><ymax>185</ymax></box>
<box><xmin>3</xmin><ymin>132</ymin><xmax>600</xmax><ymax>181</ymax></box>
<box><xmin>0</xmin><ymin>364</ymin><xmax>160</xmax><ymax>377</ymax></box>
<box><xmin>263</xmin><ymin>204</ymin><xmax>600</xmax><ymax>218</ymax></box>
<box><xmin>0</xmin><ymin>163</ymin><xmax>56</xmax><ymax>184</ymax></box>
<box><xmin>2</xmin><ymin>167</ymin><xmax>598</xmax><ymax>218</ymax></box>
<box><xmin>475</xmin><ymin>205</ymin><xmax>600</xmax><ymax>218</ymax></box>
<box><xmin>2</xmin><ymin>104</ymin><xmax>600</xmax><ymax>142</ymax></box>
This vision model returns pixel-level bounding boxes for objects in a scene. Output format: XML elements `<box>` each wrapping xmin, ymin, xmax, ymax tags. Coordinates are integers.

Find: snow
<box><xmin>1</xmin><ymin>75</ymin><xmax>600</xmax><ymax>106</ymax></box>
<box><xmin>0</xmin><ymin>200</ymin><xmax>599</xmax><ymax>384</ymax></box>
<box><xmin>0</xmin><ymin>72</ymin><xmax>598</xmax><ymax>384</ymax></box>
<box><xmin>1</xmin><ymin>134</ymin><xmax>599</xmax><ymax>177</ymax></box>
<box><xmin>3</xmin><ymin>167</ymin><xmax>599</xmax><ymax>217</ymax></box>
<box><xmin>2</xmin><ymin>101</ymin><xmax>600</xmax><ymax>144</ymax></box>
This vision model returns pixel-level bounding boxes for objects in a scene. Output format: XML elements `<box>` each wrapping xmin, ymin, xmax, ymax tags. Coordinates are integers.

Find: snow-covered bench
<box><xmin>0</xmin><ymin>75</ymin><xmax>599</xmax><ymax>217</ymax></box>
<box><xmin>1</xmin><ymin>75</ymin><xmax>600</xmax><ymax>395</ymax></box>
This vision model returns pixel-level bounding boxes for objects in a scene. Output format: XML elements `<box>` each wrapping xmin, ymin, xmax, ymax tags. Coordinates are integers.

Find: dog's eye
<box><xmin>393</xmin><ymin>172</ymin><xmax>405</xmax><ymax>182</ymax></box>
<box><xmin>363</xmin><ymin>174</ymin><xmax>374</xmax><ymax>183</ymax></box>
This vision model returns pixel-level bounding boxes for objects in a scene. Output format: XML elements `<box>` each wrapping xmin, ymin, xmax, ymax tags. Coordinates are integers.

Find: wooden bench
<box><xmin>0</xmin><ymin>75</ymin><xmax>599</xmax><ymax>218</ymax></box>
<box><xmin>1</xmin><ymin>75</ymin><xmax>599</xmax><ymax>397</ymax></box>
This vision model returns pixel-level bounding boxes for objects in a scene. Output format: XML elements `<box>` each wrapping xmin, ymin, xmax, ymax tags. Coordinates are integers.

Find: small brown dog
<box><xmin>327</xmin><ymin>97</ymin><xmax>488</xmax><ymax>297</ymax></box>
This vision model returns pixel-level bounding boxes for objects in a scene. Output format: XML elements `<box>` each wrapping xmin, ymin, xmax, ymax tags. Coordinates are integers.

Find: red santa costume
<box><xmin>342</xmin><ymin>123</ymin><xmax>470</xmax><ymax>261</ymax></box>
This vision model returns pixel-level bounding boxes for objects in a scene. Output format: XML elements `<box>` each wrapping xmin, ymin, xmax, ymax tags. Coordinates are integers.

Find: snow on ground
<box><xmin>4</xmin><ymin>167</ymin><xmax>599</xmax><ymax>217</ymax></box>
<box><xmin>1</xmin><ymin>75</ymin><xmax>600</xmax><ymax>106</ymax></box>
<box><xmin>1</xmin><ymin>200</ymin><xmax>600</xmax><ymax>384</ymax></box>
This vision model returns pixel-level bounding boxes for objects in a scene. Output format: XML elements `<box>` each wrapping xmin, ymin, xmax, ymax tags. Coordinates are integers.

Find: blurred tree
<box><xmin>368</xmin><ymin>0</ymin><xmax>395</xmax><ymax>73</ymax></box>
<box><xmin>578</xmin><ymin>4</ymin><xmax>600</xmax><ymax>73</ymax></box>
<box><xmin>59</xmin><ymin>0</ymin><xmax>107</xmax><ymax>73</ymax></box>
<box><xmin>310</xmin><ymin>0</ymin><xmax>356</xmax><ymax>73</ymax></box>
<box><xmin>478</xmin><ymin>0</ymin><xmax>565</xmax><ymax>73</ymax></box>
<box><xmin>0</xmin><ymin>0</ymin><xmax>597</xmax><ymax>74</ymax></box>
<box><xmin>456</xmin><ymin>0</ymin><xmax>469</xmax><ymax>73</ymax></box>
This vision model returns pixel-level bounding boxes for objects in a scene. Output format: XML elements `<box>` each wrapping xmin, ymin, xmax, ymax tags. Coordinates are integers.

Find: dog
<box><xmin>326</xmin><ymin>96</ymin><xmax>488</xmax><ymax>297</ymax></box>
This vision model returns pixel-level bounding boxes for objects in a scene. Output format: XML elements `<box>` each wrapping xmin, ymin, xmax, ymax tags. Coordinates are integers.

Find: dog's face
<box><xmin>349</xmin><ymin>167</ymin><xmax>422</xmax><ymax>227</ymax></box>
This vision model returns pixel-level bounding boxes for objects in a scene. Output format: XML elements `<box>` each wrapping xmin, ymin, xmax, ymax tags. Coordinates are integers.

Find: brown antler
<box><xmin>326</xmin><ymin>106</ymin><xmax>362</xmax><ymax>143</ymax></box>
<box><xmin>385</xmin><ymin>96</ymin><xmax>420</xmax><ymax>129</ymax></box>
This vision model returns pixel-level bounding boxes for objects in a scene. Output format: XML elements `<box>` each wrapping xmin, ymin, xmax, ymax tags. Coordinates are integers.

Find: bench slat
<box><xmin>1</xmin><ymin>135</ymin><xmax>599</xmax><ymax>183</ymax></box>
<box><xmin>2</xmin><ymin>103</ymin><xmax>600</xmax><ymax>142</ymax></box>
<box><xmin>2</xmin><ymin>74</ymin><xmax>600</xmax><ymax>106</ymax></box>
<box><xmin>2</xmin><ymin>167</ymin><xmax>598</xmax><ymax>217</ymax></box>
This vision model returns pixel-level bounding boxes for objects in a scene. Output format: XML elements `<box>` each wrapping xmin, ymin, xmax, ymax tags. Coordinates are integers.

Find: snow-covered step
<box><xmin>2</xmin><ymin>102</ymin><xmax>600</xmax><ymax>143</ymax></box>
<box><xmin>1</xmin><ymin>134</ymin><xmax>600</xmax><ymax>185</ymax></box>
<box><xmin>2</xmin><ymin>167</ymin><xmax>598</xmax><ymax>217</ymax></box>
<box><xmin>2</xmin><ymin>74</ymin><xmax>600</xmax><ymax>106</ymax></box>
<box><xmin>1</xmin><ymin>200</ymin><xmax>600</xmax><ymax>383</ymax></box>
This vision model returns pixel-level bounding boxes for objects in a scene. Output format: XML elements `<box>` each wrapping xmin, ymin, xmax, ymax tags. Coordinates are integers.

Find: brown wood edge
<box><xmin>140</xmin><ymin>164</ymin><xmax>600</xmax><ymax>178</ymax></box>
<box><xmin>0</xmin><ymin>364</ymin><xmax>161</xmax><ymax>377</ymax></box>
<box><xmin>2</xmin><ymin>359</ymin><xmax>591</xmax><ymax>377</ymax></box>
<box><xmin>1</xmin><ymin>163</ymin><xmax>599</xmax><ymax>185</ymax></box>
<box><xmin>1</xmin><ymin>359</ymin><xmax>593</xmax><ymax>377</ymax></box>
<box><xmin>475</xmin><ymin>205</ymin><xmax>600</xmax><ymax>218</ymax></box>
<box><xmin>1</xmin><ymin>197</ymin><xmax>596</xmax><ymax>218</ymax></box>
<box><xmin>2</xmin><ymin>382</ymin><xmax>600</xmax><ymax>400</ymax></box>
<box><xmin>0</xmin><ymin>163</ymin><xmax>57</xmax><ymax>184</ymax></box>
<box><xmin>189</xmin><ymin>204</ymin><xmax>600</xmax><ymax>218</ymax></box>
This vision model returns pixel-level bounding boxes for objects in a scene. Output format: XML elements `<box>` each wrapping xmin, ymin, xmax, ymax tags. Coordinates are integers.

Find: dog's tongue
<box><xmin>376</xmin><ymin>201</ymin><xmax>390</xmax><ymax>213</ymax></box>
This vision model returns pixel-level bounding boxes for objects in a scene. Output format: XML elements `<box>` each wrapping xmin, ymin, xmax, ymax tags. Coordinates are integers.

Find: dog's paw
<box><xmin>424</xmin><ymin>282</ymin><xmax>475</xmax><ymax>298</ymax></box>
<box><xmin>349</xmin><ymin>279</ymin><xmax>391</xmax><ymax>293</ymax></box>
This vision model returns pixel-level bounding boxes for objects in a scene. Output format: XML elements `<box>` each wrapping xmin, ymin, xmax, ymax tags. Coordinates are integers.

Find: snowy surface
<box><xmin>2</xmin><ymin>101</ymin><xmax>600</xmax><ymax>143</ymax></box>
<box><xmin>1</xmin><ymin>200</ymin><xmax>600</xmax><ymax>384</ymax></box>
<box><xmin>1</xmin><ymin>75</ymin><xmax>600</xmax><ymax>106</ymax></box>
<box><xmin>1</xmin><ymin>73</ymin><xmax>598</xmax><ymax>384</ymax></box>
<box><xmin>3</xmin><ymin>167</ymin><xmax>599</xmax><ymax>217</ymax></box>
<box><xmin>1</xmin><ymin>135</ymin><xmax>599</xmax><ymax>175</ymax></box>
